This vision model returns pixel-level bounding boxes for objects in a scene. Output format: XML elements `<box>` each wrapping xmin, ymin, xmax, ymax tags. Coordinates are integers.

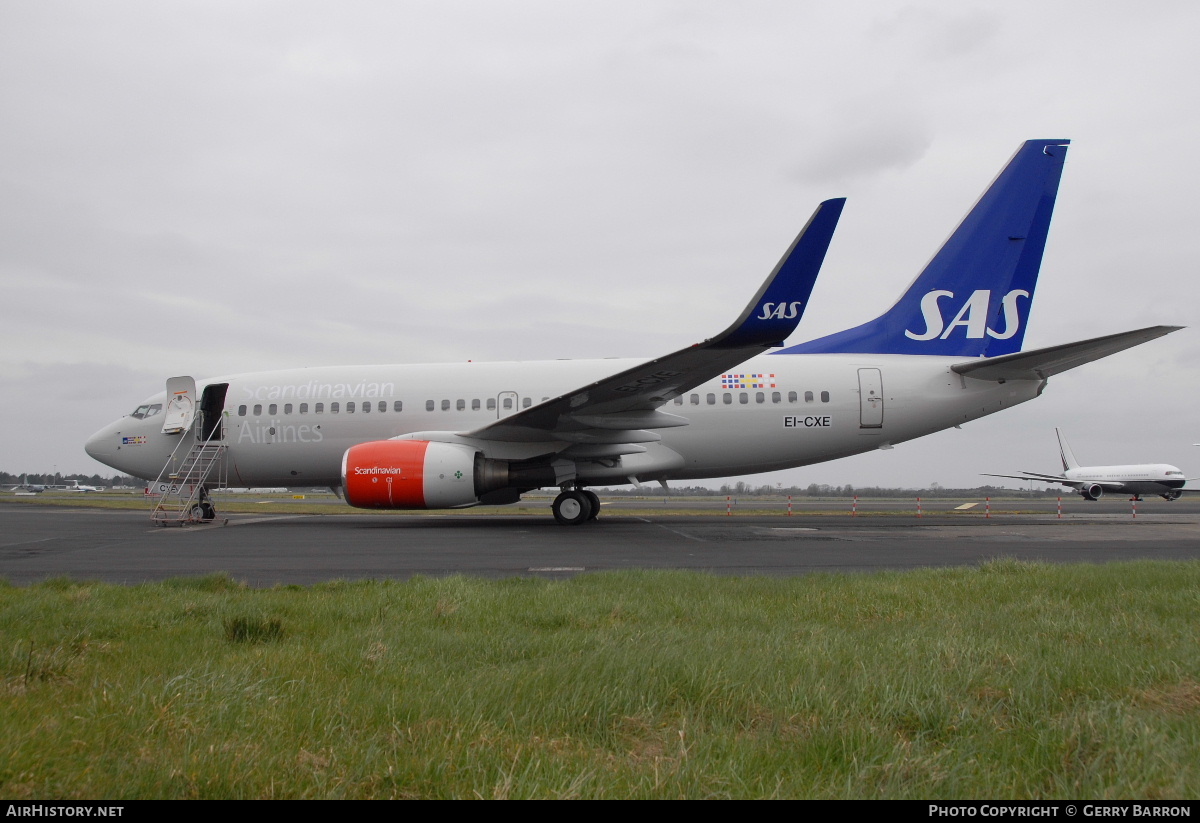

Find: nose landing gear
<box><xmin>185</xmin><ymin>491</ymin><xmax>218</xmax><ymax>524</ymax></box>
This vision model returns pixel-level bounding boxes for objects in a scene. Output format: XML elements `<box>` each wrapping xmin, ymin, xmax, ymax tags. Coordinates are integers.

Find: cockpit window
<box><xmin>129</xmin><ymin>403</ymin><xmax>163</xmax><ymax>420</ymax></box>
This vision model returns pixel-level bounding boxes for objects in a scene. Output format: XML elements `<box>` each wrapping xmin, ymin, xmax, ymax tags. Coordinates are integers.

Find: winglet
<box><xmin>709</xmin><ymin>198</ymin><xmax>845</xmax><ymax>350</ymax></box>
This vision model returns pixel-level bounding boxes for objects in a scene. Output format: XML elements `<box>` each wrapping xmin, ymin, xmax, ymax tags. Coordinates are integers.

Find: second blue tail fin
<box><xmin>778</xmin><ymin>139</ymin><xmax>1069</xmax><ymax>357</ymax></box>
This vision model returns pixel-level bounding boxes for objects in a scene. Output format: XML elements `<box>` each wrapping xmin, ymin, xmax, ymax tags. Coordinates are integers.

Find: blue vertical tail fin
<box><xmin>777</xmin><ymin>139</ymin><xmax>1069</xmax><ymax>357</ymax></box>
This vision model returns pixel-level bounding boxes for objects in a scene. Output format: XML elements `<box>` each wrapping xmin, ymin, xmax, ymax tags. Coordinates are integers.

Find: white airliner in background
<box><xmin>85</xmin><ymin>139</ymin><xmax>1181</xmax><ymax>524</ymax></box>
<box><xmin>986</xmin><ymin>428</ymin><xmax>1190</xmax><ymax>501</ymax></box>
<box><xmin>63</xmin><ymin>480</ymin><xmax>100</xmax><ymax>492</ymax></box>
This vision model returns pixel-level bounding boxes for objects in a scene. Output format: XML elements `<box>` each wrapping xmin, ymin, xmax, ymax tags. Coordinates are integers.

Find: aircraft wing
<box><xmin>459</xmin><ymin>199</ymin><xmax>845</xmax><ymax>444</ymax></box>
<box><xmin>983</xmin><ymin>471</ymin><xmax>1078</xmax><ymax>487</ymax></box>
<box><xmin>951</xmin><ymin>326</ymin><xmax>1183</xmax><ymax>382</ymax></box>
<box><xmin>982</xmin><ymin>472</ymin><xmax>1135</xmax><ymax>491</ymax></box>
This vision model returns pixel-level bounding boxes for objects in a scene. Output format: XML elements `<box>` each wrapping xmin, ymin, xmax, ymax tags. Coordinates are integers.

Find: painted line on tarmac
<box><xmin>146</xmin><ymin>515</ymin><xmax>318</xmax><ymax>531</ymax></box>
<box><xmin>0</xmin><ymin>537</ymin><xmax>61</xmax><ymax>548</ymax></box>
<box><xmin>640</xmin><ymin>518</ymin><xmax>707</xmax><ymax>542</ymax></box>
<box><xmin>224</xmin><ymin>515</ymin><xmax>319</xmax><ymax>527</ymax></box>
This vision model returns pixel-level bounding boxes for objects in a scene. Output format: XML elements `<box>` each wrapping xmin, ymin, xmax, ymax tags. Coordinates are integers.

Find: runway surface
<box><xmin>2</xmin><ymin>498</ymin><xmax>1198</xmax><ymax>586</ymax></box>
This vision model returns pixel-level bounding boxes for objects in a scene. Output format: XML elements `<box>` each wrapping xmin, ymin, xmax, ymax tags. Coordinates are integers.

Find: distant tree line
<box><xmin>2</xmin><ymin>472</ymin><xmax>142</xmax><ymax>488</ymax></box>
<box><xmin>594</xmin><ymin>482</ymin><xmax>1061</xmax><ymax>498</ymax></box>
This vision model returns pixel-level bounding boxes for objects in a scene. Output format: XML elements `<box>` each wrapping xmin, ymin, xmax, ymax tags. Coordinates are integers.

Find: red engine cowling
<box><xmin>342</xmin><ymin>440</ymin><xmax>482</xmax><ymax>509</ymax></box>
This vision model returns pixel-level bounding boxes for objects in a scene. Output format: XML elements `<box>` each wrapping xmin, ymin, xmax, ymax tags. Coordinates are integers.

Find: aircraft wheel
<box><xmin>200</xmin><ymin>502</ymin><xmax>217</xmax><ymax>521</ymax></box>
<box><xmin>186</xmin><ymin>503</ymin><xmax>204</xmax><ymax>524</ymax></box>
<box><xmin>583</xmin><ymin>490</ymin><xmax>601</xmax><ymax>520</ymax></box>
<box><xmin>553</xmin><ymin>490</ymin><xmax>593</xmax><ymax>525</ymax></box>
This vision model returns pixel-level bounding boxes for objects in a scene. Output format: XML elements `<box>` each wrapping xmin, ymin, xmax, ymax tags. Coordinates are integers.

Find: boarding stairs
<box><xmin>150</xmin><ymin>424</ymin><xmax>228</xmax><ymax>526</ymax></box>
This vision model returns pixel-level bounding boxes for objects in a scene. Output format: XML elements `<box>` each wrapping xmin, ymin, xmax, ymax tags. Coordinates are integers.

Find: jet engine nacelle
<box><xmin>1082</xmin><ymin>483</ymin><xmax>1104</xmax><ymax>501</ymax></box>
<box><xmin>343</xmin><ymin>440</ymin><xmax>488</xmax><ymax>509</ymax></box>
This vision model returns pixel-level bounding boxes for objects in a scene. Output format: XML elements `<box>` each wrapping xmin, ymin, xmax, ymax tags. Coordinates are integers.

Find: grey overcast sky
<box><xmin>2</xmin><ymin>1</ymin><xmax>1198</xmax><ymax>489</ymax></box>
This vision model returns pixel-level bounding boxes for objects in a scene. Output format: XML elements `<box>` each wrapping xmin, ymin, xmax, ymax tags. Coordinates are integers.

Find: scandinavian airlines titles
<box><xmin>240</xmin><ymin>380</ymin><xmax>396</xmax><ymax>402</ymax></box>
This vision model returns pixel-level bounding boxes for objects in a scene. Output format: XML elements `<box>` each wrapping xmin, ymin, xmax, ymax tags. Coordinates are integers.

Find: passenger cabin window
<box><xmin>788</xmin><ymin>392</ymin><xmax>798</xmax><ymax>403</ymax></box>
<box><xmin>502</xmin><ymin>398</ymin><xmax>513</xmax><ymax>410</ymax></box>
<box><xmin>739</xmin><ymin>392</ymin><xmax>748</xmax><ymax>404</ymax></box>
<box><xmin>299</xmin><ymin>403</ymin><xmax>308</xmax><ymax>414</ymax></box>
<box><xmin>690</xmin><ymin>394</ymin><xmax>699</xmax><ymax>405</ymax></box>
<box><xmin>238</xmin><ymin>405</ymin><xmax>247</xmax><ymax>416</ymax></box>
<box><xmin>707</xmin><ymin>393</ymin><xmax>716</xmax><ymax>405</ymax></box>
<box><xmin>772</xmin><ymin>392</ymin><xmax>781</xmax><ymax>404</ymax></box>
<box><xmin>441</xmin><ymin>399</ymin><xmax>450</xmax><ymax>411</ymax></box>
<box><xmin>253</xmin><ymin>404</ymin><xmax>262</xmax><ymax>416</ymax></box>
<box><xmin>426</xmin><ymin>400</ymin><xmax>434</xmax><ymax>411</ymax></box>
<box><xmin>471</xmin><ymin>399</ymin><xmax>480</xmax><ymax>410</ymax></box>
<box><xmin>674</xmin><ymin>397</ymin><xmax>683</xmax><ymax>406</ymax></box>
<box><xmin>457</xmin><ymin>399</ymin><xmax>465</xmax><ymax>411</ymax></box>
<box><xmin>723</xmin><ymin>393</ymin><xmax>732</xmax><ymax>405</ymax></box>
<box><xmin>394</xmin><ymin>401</ymin><xmax>403</xmax><ymax>412</ymax></box>
<box><xmin>361</xmin><ymin>402</ymin><xmax>370</xmax><ymax>413</ymax></box>
<box><xmin>331</xmin><ymin>402</ymin><xmax>340</xmax><ymax>413</ymax></box>
<box><xmin>268</xmin><ymin>404</ymin><xmax>278</xmax><ymax>415</ymax></box>
<box><xmin>804</xmin><ymin>391</ymin><xmax>814</xmax><ymax>403</ymax></box>
<box><xmin>378</xmin><ymin>401</ymin><xmax>386</xmax><ymax>412</ymax></box>
<box><xmin>821</xmin><ymin>391</ymin><xmax>830</xmax><ymax>403</ymax></box>
<box><xmin>284</xmin><ymin>403</ymin><xmax>293</xmax><ymax>414</ymax></box>
<box><xmin>315</xmin><ymin>403</ymin><xmax>324</xmax><ymax>414</ymax></box>
<box><xmin>522</xmin><ymin>397</ymin><xmax>532</xmax><ymax>408</ymax></box>
<box><xmin>347</xmin><ymin>402</ymin><xmax>355</xmax><ymax>413</ymax></box>
<box><xmin>756</xmin><ymin>392</ymin><xmax>765</xmax><ymax>404</ymax></box>
<box><xmin>487</xmin><ymin>398</ymin><xmax>496</xmax><ymax>410</ymax></box>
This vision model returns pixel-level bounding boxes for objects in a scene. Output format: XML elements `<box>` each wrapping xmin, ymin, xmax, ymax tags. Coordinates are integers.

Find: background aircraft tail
<box><xmin>778</xmin><ymin>139</ymin><xmax>1070</xmax><ymax>357</ymax></box>
<box><xmin>1056</xmin><ymin>427</ymin><xmax>1081</xmax><ymax>472</ymax></box>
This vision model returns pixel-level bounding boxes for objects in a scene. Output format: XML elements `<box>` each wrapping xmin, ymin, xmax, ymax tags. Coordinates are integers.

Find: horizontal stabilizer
<box><xmin>951</xmin><ymin>326</ymin><xmax>1182</xmax><ymax>381</ymax></box>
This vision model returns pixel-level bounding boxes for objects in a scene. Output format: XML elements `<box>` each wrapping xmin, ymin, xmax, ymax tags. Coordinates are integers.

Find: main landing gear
<box><xmin>552</xmin><ymin>488</ymin><xmax>601</xmax><ymax>525</ymax></box>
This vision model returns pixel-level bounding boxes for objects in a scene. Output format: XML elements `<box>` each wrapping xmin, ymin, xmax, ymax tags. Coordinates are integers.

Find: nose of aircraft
<box><xmin>85</xmin><ymin>421</ymin><xmax>116</xmax><ymax>466</ymax></box>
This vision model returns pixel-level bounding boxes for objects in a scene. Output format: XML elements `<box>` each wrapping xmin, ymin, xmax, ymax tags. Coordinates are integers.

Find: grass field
<box><xmin>2</xmin><ymin>561</ymin><xmax>1198</xmax><ymax>798</ymax></box>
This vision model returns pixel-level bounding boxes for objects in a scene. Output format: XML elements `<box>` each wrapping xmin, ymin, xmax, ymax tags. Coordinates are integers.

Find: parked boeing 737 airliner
<box><xmin>85</xmin><ymin>139</ymin><xmax>1181</xmax><ymax>524</ymax></box>
<box><xmin>986</xmin><ymin>428</ymin><xmax>1191</xmax><ymax>501</ymax></box>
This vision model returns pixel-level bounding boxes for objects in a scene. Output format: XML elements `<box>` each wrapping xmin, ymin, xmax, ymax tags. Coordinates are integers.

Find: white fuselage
<box><xmin>1062</xmin><ymin>465</ymin><xmax>1186</xmax><ymax>494</ymax></box>
<box><xmin>86</xmin><ymin>352</ymin><xmax>1043</xmax><ymax>490</ymax></box>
